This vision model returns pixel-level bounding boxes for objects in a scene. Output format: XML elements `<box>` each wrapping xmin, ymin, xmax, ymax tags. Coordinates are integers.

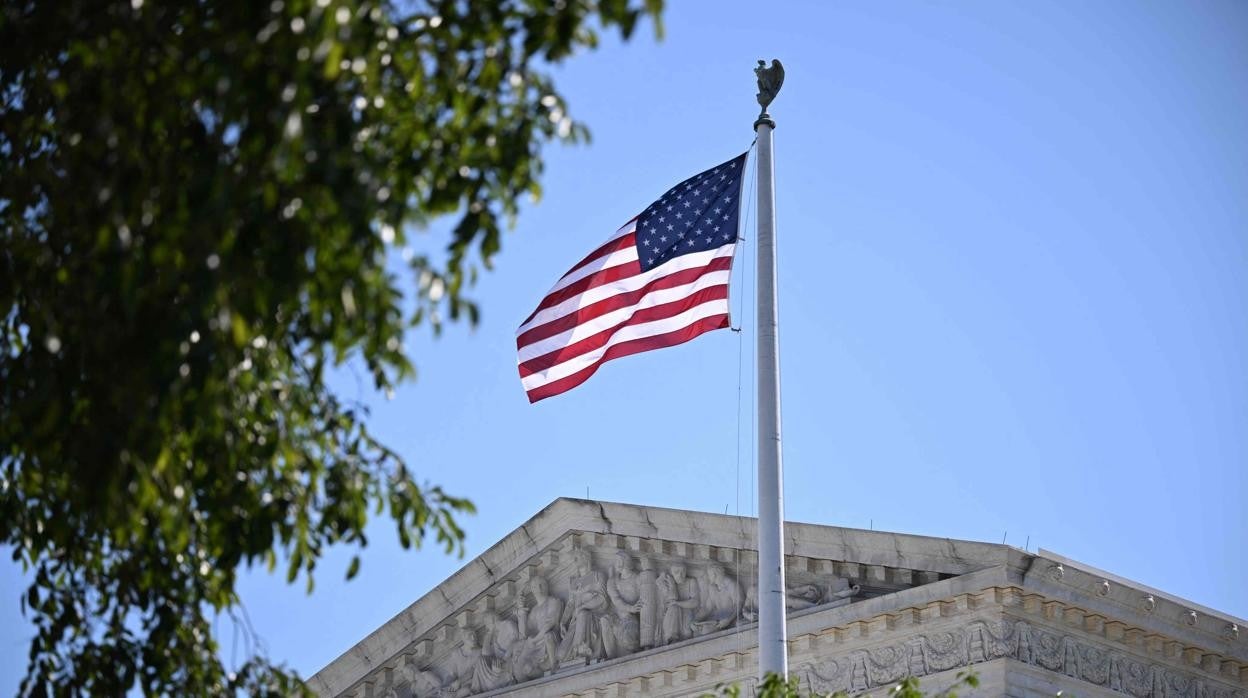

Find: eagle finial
<box><xmin>754</xmin><ymin>59</ymin><xmax>785</xmax><ymax>116</ymax></box>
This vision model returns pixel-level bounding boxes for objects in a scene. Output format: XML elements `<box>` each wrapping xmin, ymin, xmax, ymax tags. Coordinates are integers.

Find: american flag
<box><xmin>517</xmin><ymin>152</ymin><xmax>749</xmax><ymax>403</ymax></box>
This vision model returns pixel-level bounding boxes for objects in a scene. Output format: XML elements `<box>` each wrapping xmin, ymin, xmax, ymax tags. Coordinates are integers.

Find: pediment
<box><xmin>311</xmin><ymin>499</ymin><xmax>1021</xmax><ymax>697</ymax></box>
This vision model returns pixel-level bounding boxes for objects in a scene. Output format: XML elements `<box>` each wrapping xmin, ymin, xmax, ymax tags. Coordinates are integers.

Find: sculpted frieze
<box><xmin>376</xmin><ymin>544</ymin><xmax>871</xmax><ymax>696</ymax></box>
<box><xmin>804</xmin><ymin>620</ymin><xmax>1244</xmax><ymax>698</ymax></box>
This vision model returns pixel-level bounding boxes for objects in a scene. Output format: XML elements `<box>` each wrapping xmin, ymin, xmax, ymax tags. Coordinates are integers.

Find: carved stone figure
<box><xmin>745</xmin><ymin>576</ymin><xmax>861</xmax><ymax>622</ymax></box>
<box><xmin>656</xmin><ymin>562</ymin><xmax>699</xmax><ymax>645</ymax></box>
<box><xmin>754</xmin><ymin>59</ymin><xmax>785</xmax><ymax>114</ymax></box>
<box><xmin>742</xmin><ymin>582</ymin><xmax>759</xmax><ymax>622</ymax></box>
<box><xmin>785</xmin><ymin>583</ymin><xmax>825</xmax><ymax>611</ymax></box>
<box><xmin>691</xmin><ymin>563</ymin><xmax>741</xmax><ymax>635</ymax></box>
<box><xmin>557</xmin><ymin>549</ymin><xmax>607</xmax><ymax>663</ymax></box>
<box><xmin>479</xmin><ymin>609</ymin><xmax>519</xmax><ymax>682</ymax></box>
<box><xmin>513</xmin><ymin>574</ymin><xmax>563</xmax><ymax>681</ymax></box>
<box><xmin>401</xmin><ymin>664</ymin><xmax>444</xmax><ymax>697</ymax></box>
<box><xmin>599</xmin><ymin>551</ymin><xmax>643</xmax><ymax>659</ymax></box>
<box><xmin>444</xmin><ymin>627</ymin><xmax>507</xmax><ymax>697</ymax></box>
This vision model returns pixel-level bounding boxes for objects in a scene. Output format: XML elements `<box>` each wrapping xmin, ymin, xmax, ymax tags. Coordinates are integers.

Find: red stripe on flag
<box><xmin>518</xmin><ymin>285</ymin><xmax>730</xmax><ymax>376</ymax></box>
<box><xmin>523</xmin><ymin>313</ymin><xmax>730</xmax><ymax>403</ymax></box>
<box><xmin>524</xmin><ymin>258</ymin><xmax>644</xmax><ymax>323</ymax></box>
<box><xmin>515</xmin><ymin>255</ymin><xmax>734</xmax><ymax>347</ymax></box>
<box><xmin>564</xmin><ymin>229</ymin><xmax>637</xmax><ymax>278</ymax></box>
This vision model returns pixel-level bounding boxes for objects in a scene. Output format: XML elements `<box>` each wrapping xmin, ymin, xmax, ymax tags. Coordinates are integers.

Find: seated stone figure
<box><xmin>557</xmin><ymin>549</ymin><xmax>608</xmax><ymax>662</ymax></box>
<box><xmin>600</xmin><ymin>550</ymin><xmax>643</xmax><ymax>659</ymax></box>
<box><xmin>691</xmin><ymin>563</ymin><xmax>741</xmax><ymax>635</ymax></box>
<box><xmin>444</xmin><ymin>627</ymin><xmax>508</xmax><ymax>696</ymax></box>
<box><xmin>656</xmin><ymin>562</ymin><xmax>700</xmax><ymax>645</ymax></box>
<box><xmin>512</xmin><ymin>574</ymin><xmax>563</xmax><ymax>681</ymax></box>
<box><xmin>479</xmin><ymin>609</ymin><xmax>520</xmax><ymax>683</ymax></box>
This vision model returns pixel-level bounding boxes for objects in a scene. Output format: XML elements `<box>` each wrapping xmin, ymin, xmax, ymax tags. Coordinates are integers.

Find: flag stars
<box><xmin>666</xmin><ymin>223</ymin><xmax>674</xmax><ymax>231</ymax></box>
<box><xmin>675</xmin><ymin>212</ymin><xmax>683</xmax><ymax>219</ymax></box>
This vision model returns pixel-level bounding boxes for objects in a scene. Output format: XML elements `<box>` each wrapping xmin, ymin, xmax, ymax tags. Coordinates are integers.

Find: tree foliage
<box><xmin>0</xmin><ymin>0</ymin><xmax>662</xmax><ymax>694</ymax></box>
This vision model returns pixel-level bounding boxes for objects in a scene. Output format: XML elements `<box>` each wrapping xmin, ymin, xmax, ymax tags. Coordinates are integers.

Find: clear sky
<box><xmin>2</xmin><ymin>0</ymin><xmax>1246</xmax><ymax>691</ymax></box>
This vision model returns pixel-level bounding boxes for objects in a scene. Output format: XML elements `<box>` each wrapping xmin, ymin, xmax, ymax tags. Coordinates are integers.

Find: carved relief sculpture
<box><xmin>742</xmin><ymin>582</ymin><xmax>759</xmax><ymax>623</ymax></box>
<box><xmin>512</xmin><ymin>573</ymin><xmax>563</xmax><ymax>681</ymax></box>
<box><xmin>656</xmin><ymin>562</ymin><xmax>700</xmax><ymax>646</ymax></box>
<box><xmin>691</xmin><ymin>563</ymin><xmax>741</xmax><ymax>636</ymax></box>
<box><xmin>479</xmin><ymin>610</ymin><xmax>519</xmax><ymax>683</ymax></box>
<box><xmin>557</xmin><ymin>549</ymin><xmax>608</xmax><ymax>663</ymax></box>
<box><xmin>805</xmin><ymin>620</ymin><xmax>1246</xmax><ymax>698</ymax></box>
<box><xmin>600</xmin><ymin>551</ymin><xmax>643</xmax><ymax>659</ymax></box>
<box><xmin>443</xmin><ymin>628</ymin><xmax>507</xmax><ymax>697</ymax></box>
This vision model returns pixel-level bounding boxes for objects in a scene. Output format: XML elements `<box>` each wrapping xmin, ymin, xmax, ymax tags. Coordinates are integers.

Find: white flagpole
<box><xmin>753</xmin><ymin>59</ymin><xmax>787</xmax><ymax>682</ymax></box>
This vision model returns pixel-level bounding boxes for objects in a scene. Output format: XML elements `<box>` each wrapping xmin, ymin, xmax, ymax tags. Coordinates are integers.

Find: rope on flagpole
<box><xmin>732</xmin><ymin>140</ymin><xmax>760</xmax><ymax>658</ymax></box>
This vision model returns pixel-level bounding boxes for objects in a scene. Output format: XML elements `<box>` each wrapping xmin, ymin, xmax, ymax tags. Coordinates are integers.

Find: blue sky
<box><xmin>2</xmin><ymin>0</ymin><xmax>1245</xmax><ymax>690</ymax></box>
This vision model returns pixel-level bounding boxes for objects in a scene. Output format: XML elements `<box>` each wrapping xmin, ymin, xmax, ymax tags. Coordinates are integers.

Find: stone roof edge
<box><xmin>1022</xmin><ymin>549</ymin><xmax>1245</xmax><ymax>657</ymax></box>
<box><xmin>308</xmin><ymin>497</ymin><xmax>1020</xmax><ymax>695</ymax></box>
<box><xmin>1036</xmin><ymin>548</ymin><xmax>1247</xmax><ymax>627</ymax></box>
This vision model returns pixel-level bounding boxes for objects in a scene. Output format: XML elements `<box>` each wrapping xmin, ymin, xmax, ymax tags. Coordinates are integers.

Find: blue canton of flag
<box><xmin>635</xmin><ymin>153</ymin><xmax>748</xmax><ymax>271</ymax></box>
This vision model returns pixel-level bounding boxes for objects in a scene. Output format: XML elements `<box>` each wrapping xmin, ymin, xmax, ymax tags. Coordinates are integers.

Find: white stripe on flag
<box><xmin>517</xmin><ymin>244</ymin><xmax>734</xmax><ymax>336</ymax></box>
<box><xmin>520</xmin><ymin>299</ymin><xmax>731</xmax><ymax>391</ymax></box>
<box><xmin>517</xmin><ymin>269</ymin><xmax>733</xmax><ymax>362</ymax></box>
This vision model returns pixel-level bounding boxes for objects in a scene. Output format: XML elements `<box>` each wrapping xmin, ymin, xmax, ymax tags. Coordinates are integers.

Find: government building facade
<box><xmin>310</xmin><ymin>499</ymin><xmax>1246</xmax><ymax>697</ymax></box>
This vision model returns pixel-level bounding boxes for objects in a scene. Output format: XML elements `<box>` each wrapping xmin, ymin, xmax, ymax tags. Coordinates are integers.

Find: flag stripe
<box><xmin>519</xmin><ymin>228</ymin><xmax>638</xmax><ymax>326</ymax></box>
<box><xmin>546</xmin><ymin>234</ymin><xmax>640</xmax><ymax>297</ymax></box>
<box><xmin>520</xmin><ymin>296</ymin><xmax>731</xmax><ymax>389</ymax></box>
<box><xmin>517</xmin><ymin>244</ymin><xmax>734</xmax><ymax>336</ymax></box>
<box><xmin>523</xmin><ymin>258</ymin><xmax>643</xmax><ymax>327</ymax></box>
<box><xmin>521</xmin><ymin>313</ymin><xmax>730</xmax><ymax>402</ymax></box>
<box><xmin>563</xmin><ymin>223</ymin><xmax>637</xmax><ymax>279</ymax></box>
<box><xmin>519</xmin><ymin>284</ymin><xmax>730</xmax><ymax>373</ymax></box>
<box><xmin>516</xmin><ymin>256</ymin><xmax>734</xmax><ymax>349</ymax></box>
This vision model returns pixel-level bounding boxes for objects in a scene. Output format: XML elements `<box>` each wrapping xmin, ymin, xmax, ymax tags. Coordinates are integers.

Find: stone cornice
<box><xmin>1022</xmin><ymin>551</ymin><xmax>1245</xmax><ymax>658</ymax></box>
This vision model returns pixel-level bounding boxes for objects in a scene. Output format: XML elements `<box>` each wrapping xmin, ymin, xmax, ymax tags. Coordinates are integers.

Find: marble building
<box><xmin>310</xmin><ymin>499</ymin><xmax>1246</xmax><ymax>697</ymax></box>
